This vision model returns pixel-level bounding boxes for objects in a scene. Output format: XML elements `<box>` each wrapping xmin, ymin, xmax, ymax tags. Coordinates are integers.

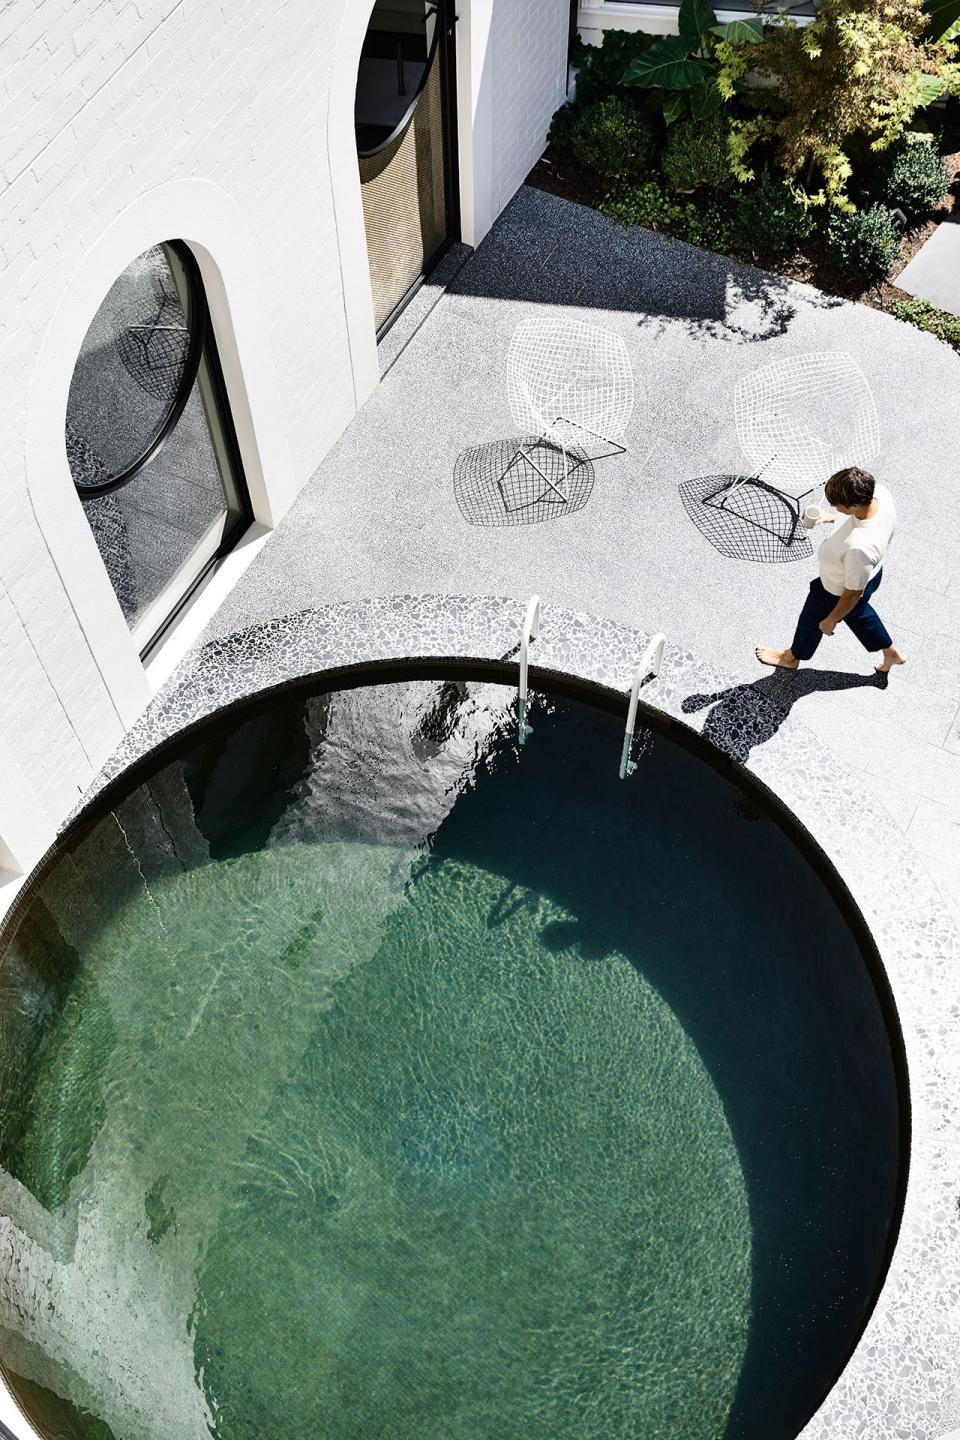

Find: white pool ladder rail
<box><xmin>620</xmin><ymin>633</ymin><xmax>666</xmax><ymax>779</ymax></box>
<box><xmin>517</xmin><ymin>594</ymin><xmax>540</xmax><ymax>745</ymax></box>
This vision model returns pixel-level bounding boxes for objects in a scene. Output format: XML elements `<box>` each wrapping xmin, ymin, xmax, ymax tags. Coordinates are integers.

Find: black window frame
<box><xmin>67</xmin><ymin>239</ymin><xmax>254</xmax><ymax>659</ymax></box>
<box><xmin>69</xmin><ymin>241</ymin><xmax>208</xmax><ymax>499</ymax></box>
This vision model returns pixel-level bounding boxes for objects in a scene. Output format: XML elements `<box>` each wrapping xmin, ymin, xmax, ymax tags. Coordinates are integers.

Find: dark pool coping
<box><xmin>3</xmin><ymin>595</ymin><xmax>959</xmax><ymax>1440</ymax></box>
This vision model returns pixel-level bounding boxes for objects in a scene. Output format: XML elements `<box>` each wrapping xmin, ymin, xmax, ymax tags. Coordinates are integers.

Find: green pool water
<box><xmin>0</xmin><ymin>678</ymin><xmax>902</xmax><ymax>1440</ymax></box>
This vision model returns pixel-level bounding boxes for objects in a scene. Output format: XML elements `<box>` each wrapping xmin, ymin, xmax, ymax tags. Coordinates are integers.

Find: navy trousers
<box><xmin>791</xmin><ymin>570</ymin><xmax>892</xmax><ymax>661</ymax></box>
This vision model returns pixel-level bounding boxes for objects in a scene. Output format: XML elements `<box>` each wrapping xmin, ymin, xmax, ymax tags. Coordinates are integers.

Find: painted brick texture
<box><xmin>491</xmin><ymin>0</ymin><xmax>569</xmax><ymax>215</ymax></box>
<box><xmin>0</xmin><ymin>0</ymin><xmax>567</xmax><ymax>840</ymax></box>
<box><xmin>1</xmin><ymin>0</ymin><xmax>354</xmax><ymax>823</ymax></box>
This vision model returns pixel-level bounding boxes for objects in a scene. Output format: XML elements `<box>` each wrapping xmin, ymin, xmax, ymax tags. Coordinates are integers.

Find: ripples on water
<box><xmin>0</xmin><ymin>680</ymin><xmax>901</xmax><ymax>1440</ymax></box>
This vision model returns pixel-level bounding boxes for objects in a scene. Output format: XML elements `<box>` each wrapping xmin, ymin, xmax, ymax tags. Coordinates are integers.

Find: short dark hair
<box><xmin>825</xmin><ymin>467</ymin><xmax>875</xmax><ymax>508</ymax></box>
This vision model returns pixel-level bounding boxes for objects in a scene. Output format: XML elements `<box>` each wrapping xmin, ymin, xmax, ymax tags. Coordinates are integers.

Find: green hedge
<box><xmin>890</xmin><ymin>296</ymin><xmax>960</xmax><ymax>351</ymax></box>
<box><xmin>662</xmin><ymin>114</ymin><xmax>734</xmax><ymax>193</ymax></box>
<box><xmin>602</xmin><ymin>180</ymin><xmax>736</xmax><ymax>256</ymax></box>
<box><xmin>825</xmin><ymin>205</ymin><xmax>901</xmax><ymax>284</ymax></box>
<box><xmin>735</xmin><ymin>171</ymin><xmax>813</xmax><ymax>257</ymax></box>
<box><xmin>881</xmin><ymin>137</ymin><xmax>950</xmax><ymax>218</ymax></box>
<box><xmin>569</xmin><ymin>97</ymin><xmax>654</xmax><ymax>181</ymax></box>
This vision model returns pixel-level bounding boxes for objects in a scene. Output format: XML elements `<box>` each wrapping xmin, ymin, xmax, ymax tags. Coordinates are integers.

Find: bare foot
<box><xmin>756</xmin><ymin>646</ymin><xmax>799</xmax><ymax>670</ymax></box>
<box><xmin>876</xmin><ymin>647</ymin><xmax>907</xmax><ymax>674</ymax></box>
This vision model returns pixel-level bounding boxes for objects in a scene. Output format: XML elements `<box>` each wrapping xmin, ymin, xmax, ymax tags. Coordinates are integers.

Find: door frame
<box><xmin>371</xmin><ymin>0</ymin><xmax>463</xmax><ymax>341</ymax></box>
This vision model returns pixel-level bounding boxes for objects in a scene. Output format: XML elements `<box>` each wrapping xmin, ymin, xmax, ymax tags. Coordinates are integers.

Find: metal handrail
<box><xmin>517</xmin><ymin>594</ymin><xmax>540</xmax><ymax>746</ymax></box>
<box><xmin>619</xmin><ymin>632</ymin><xmax>665</xmax><ymax>779</ymax></box>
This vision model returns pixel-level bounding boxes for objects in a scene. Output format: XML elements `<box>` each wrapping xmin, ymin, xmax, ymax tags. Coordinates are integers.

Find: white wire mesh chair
<box><xmin>704</xmin><ymin>351</ymin><xmax>881</xmax><ymax>546</ymax></box>
<box><xmin>502</xmin><ymin>318</ymin><xmax>635</xmax><ymax>505</ymax></box>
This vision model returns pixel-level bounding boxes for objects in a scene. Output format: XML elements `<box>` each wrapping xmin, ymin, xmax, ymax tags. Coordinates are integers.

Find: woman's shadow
<box><xmin>682</xmin><ymin>665</ymin><xmax>887</xmax><ymax>764</ymax></box>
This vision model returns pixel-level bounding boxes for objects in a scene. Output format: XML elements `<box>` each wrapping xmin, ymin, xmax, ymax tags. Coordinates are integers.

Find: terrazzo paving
<box><xmin>55</xmin><ymin>185</ymin><xmax>960</xmax><ymax>1439</ymax></box>
<box><xmin>207</xmin><ymin>185</ymin><xmax>960</xmax><ymax>927</ymax></box>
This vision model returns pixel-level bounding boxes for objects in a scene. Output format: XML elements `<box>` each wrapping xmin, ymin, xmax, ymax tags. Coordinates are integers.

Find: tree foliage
<box><xmin>723</xmin><ymin>0</ymin><xmax>960</xmax><ymax>208</ymax></box>
<box><xmin>569</xmin><ymin>97</ymin><xmax>654</xmax><ymax>180</ymax></box>
<box><xmin>623</xmin><ymin>0</ymin><xmax>761</xmax><ymax>125</ymax></box>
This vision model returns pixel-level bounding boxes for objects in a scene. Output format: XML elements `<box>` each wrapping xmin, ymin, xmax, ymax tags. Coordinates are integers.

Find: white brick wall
<box><xmin>491</xmin><ymin>0</ymin><xmax>570</xmax><ymax>215</ymax></box>
<box><xmin>0</xmin><ymin>0</ymin><xmax>568</xmax><ymax>871</ymax></box>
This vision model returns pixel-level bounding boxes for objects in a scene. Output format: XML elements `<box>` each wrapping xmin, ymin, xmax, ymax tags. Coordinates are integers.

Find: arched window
<box><xmin>65</xmin><ymin>241</ymin><xmax>251</xmax><ymax>655</ymax></box>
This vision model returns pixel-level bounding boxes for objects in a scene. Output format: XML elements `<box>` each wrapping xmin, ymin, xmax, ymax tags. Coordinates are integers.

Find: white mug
<box><xmin>801</xmin><ymin>505</ymin><xmax>823</xmax><ymax>529</ymax></box>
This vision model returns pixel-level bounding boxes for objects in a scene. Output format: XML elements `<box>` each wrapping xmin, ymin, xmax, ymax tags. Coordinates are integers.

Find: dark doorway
<box><xmin>355</xmin><ymin>0</ymin><xmax>460</xmax><ymax>335</ymax></box>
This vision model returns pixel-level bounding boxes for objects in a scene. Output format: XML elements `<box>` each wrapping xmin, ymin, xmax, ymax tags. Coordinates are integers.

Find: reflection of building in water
<box><xmin>0</xmin><ymin>682</ymin><xmax>512</xmax><ymax>1436</ymax></box>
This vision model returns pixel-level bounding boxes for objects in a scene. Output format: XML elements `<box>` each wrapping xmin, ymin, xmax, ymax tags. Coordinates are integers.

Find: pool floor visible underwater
<box><xmin>0</xmin><ymin>677</ymin><xmax>903</xmax><ymax>1440</ymax></box>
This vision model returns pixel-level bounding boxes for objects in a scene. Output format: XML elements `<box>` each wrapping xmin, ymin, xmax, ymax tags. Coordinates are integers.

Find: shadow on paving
<box><xmin>450</xmin><ymin>187</ymin><xmax>844</xmax><ymax>342</ymax></box>
<box><xmin>679</xmin><ymin>474</ymin><xmax>816</xmax><ymax>564</ymax></box>
<box><xmin>683</xmin><ymin>666</ymin><xmax>887</xmax><ymax>763</ymax></box>
<box><xmin>453</xmin><ymin>437</ymin><xmax>595</xmax><ymax>527</ymax></box>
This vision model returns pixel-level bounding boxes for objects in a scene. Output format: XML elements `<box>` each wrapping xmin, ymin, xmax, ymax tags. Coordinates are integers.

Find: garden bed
<box><xmin>530</xmin><ymin>8</ymin><xmax>960</xmax><ymax>344</ymax></box>
<box><xmin>527</xmin><ymin>134</ymin><xmax>960</xmax><ymax>313</ymax></box>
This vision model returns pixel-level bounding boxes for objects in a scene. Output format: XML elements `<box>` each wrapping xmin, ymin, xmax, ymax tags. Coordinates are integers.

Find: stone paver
<box><xmin>896</xmin><ymin>214</ymin><xmax>960</xmax><ymax>315</ymax></box>
<box><xmin>207</xmin><ymin>184</ymin><xmax>960</xmax><ymax>916</ymax></box>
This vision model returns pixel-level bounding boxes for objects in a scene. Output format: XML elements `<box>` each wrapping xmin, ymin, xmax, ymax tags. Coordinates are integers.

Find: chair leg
<box><xmin>498</xmin><ymin>434</ymin><xmax>569</xmax><ymax>505</ymax></box>
<box><xmin>522</xmin><ymin>442</ymin><xmax>568</xmax><ymax>501</ymax></box>
<box><xmin>555</xmin><ymin>415</ymin><xmax>626</xmax><ymax>461</ymax></box>
<box><xmin>701</xmin><ymin>474</ymin><xmax>813</xmax><ymax>547</ymax></box>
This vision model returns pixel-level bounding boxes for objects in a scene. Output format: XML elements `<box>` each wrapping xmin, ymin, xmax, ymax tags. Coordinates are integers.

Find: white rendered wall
<box><xmin>0</xmin><ymin>0</ymin><xmax>571</xmax><ymax>879</ymax></box>
<box><xmin>490</xmin><ymin>0</ymin><xmax>571</xmax><ymax>219</ymax></box>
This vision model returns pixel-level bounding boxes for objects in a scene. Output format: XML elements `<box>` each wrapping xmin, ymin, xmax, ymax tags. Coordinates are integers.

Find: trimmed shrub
<box><xmin>602</xmin><ymin>180</ymin><xmax>685</xmax><ymax>231</ymax></box>
<box><xmin>547</xmin><ymin>103</ymin><xmax>579</xmax><ymax>156</ymax></box>
<box><xmin>662</xmin><ymin>114</ymin><xmax>734</xmax><ymax>192</ymax></box>
<box><xmin>881</xmin><ymin>136</ymin><xmax>950</xmax><ymax>217</ymax></box>
<box><xmin>570</xmin><ymin>96</ymin><xmax>653</xmax><ymax>181</ymax></box>
<box><xmin>683</xmin><ymin>203</ymin><xmax>738</xmax><ymax>256</ymax></box>
<box><xmin>571</xmin><ymin>31</ymin><xmax>659</xmax><ymax>109</ymax></box>
<box><xmin>825</xmin><ymin>205</ymin><xmax>900</xmax><ymax>284</ymax></box>
<box><xmin>735</xmin><ymin>171</ymin><xmax>814</xmax><ymax>257</ymax></box>
<box><xmin>890</xmin><ymin>296</ymin><xmax>960</xmax><ymax>352</ymax></box>
<box><xmin>602</xmin><ymin>180</ymin><xmax>737</xmax><ymax>256</ymax></box>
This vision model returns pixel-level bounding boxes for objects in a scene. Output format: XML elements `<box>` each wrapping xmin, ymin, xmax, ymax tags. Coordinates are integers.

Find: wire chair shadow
<box><xmin>454</xmin><ymin>437</ymin><xmax>596</xmax><ymax>528</ymax></box>
<box><xmin>680</xmin><ymin>473</ymin><xmax>815</xmax><ymax>564</ymax></box>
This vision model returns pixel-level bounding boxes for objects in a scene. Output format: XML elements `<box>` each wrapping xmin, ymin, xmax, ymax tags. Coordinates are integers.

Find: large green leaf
<box><xmin>916</xmin><ymin>72</ymin><xmax>947</xmax><ymax>104</ymax></box>
<box><xmin>925</xmin><ymin>0</ymin><xmax>960</xmax><ymax>38</ymax></box>
<box><xmin>663</xmin><ymin>92</ymin><xmax>688</xmax><ymax>125</ymax></box>
<box><xmin>678</xmin><ymin>0</ymin><xmax>718</xmax><ymax>41</ymax></box>
<box><xmin>623</xmin><ymin>34</ymin><xmax>711</xmax><ymax>90</ymax></box>
<box><xmin>708</xmin><ymin>17</ymin><xmax>764</xmax><ymax>43</ymax></box>
<box><xmin>689</xmin><ymin>77</ymin><xmax>724</xmax><ymax>119</ymax></box>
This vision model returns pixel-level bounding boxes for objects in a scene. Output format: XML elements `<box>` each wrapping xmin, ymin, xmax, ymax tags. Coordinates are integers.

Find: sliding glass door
<box><xmin>355</xmin><ymin>0</ymin><xmax>459</xmax><ymax>333</ymax></box>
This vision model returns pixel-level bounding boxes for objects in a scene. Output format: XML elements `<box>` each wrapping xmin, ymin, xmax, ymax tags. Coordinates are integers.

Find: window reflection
<box><xmin>66</xmin><ymin>243</ymin><xmax>250</xmax><ymax>651</ymax></box>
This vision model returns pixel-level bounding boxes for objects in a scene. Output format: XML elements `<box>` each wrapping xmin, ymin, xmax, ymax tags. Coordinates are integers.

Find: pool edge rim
<box><xmin>0</xmin><ymin>651</ymin><xmax>912</xmax><ymax>1440</ymax></box>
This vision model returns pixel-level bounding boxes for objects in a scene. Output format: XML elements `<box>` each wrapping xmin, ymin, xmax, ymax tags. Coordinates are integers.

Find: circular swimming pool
<box><xmin>0</xmin><ymin>667</ymin><xmax>906</xmax><ymax>1440</ymax></box>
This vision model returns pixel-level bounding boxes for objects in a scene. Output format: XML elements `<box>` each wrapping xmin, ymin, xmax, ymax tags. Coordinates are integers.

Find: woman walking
<box><xmin>756</xmin><ymin>466</ymin><xmax>906</xmax><ymax>674</ymax></box>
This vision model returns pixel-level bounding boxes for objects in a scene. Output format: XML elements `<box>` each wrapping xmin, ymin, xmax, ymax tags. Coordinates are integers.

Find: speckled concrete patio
<box><xmin>209</xmin><ymin>184</ymin><xmax>960</xmax><ymax>923</ymax></box>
